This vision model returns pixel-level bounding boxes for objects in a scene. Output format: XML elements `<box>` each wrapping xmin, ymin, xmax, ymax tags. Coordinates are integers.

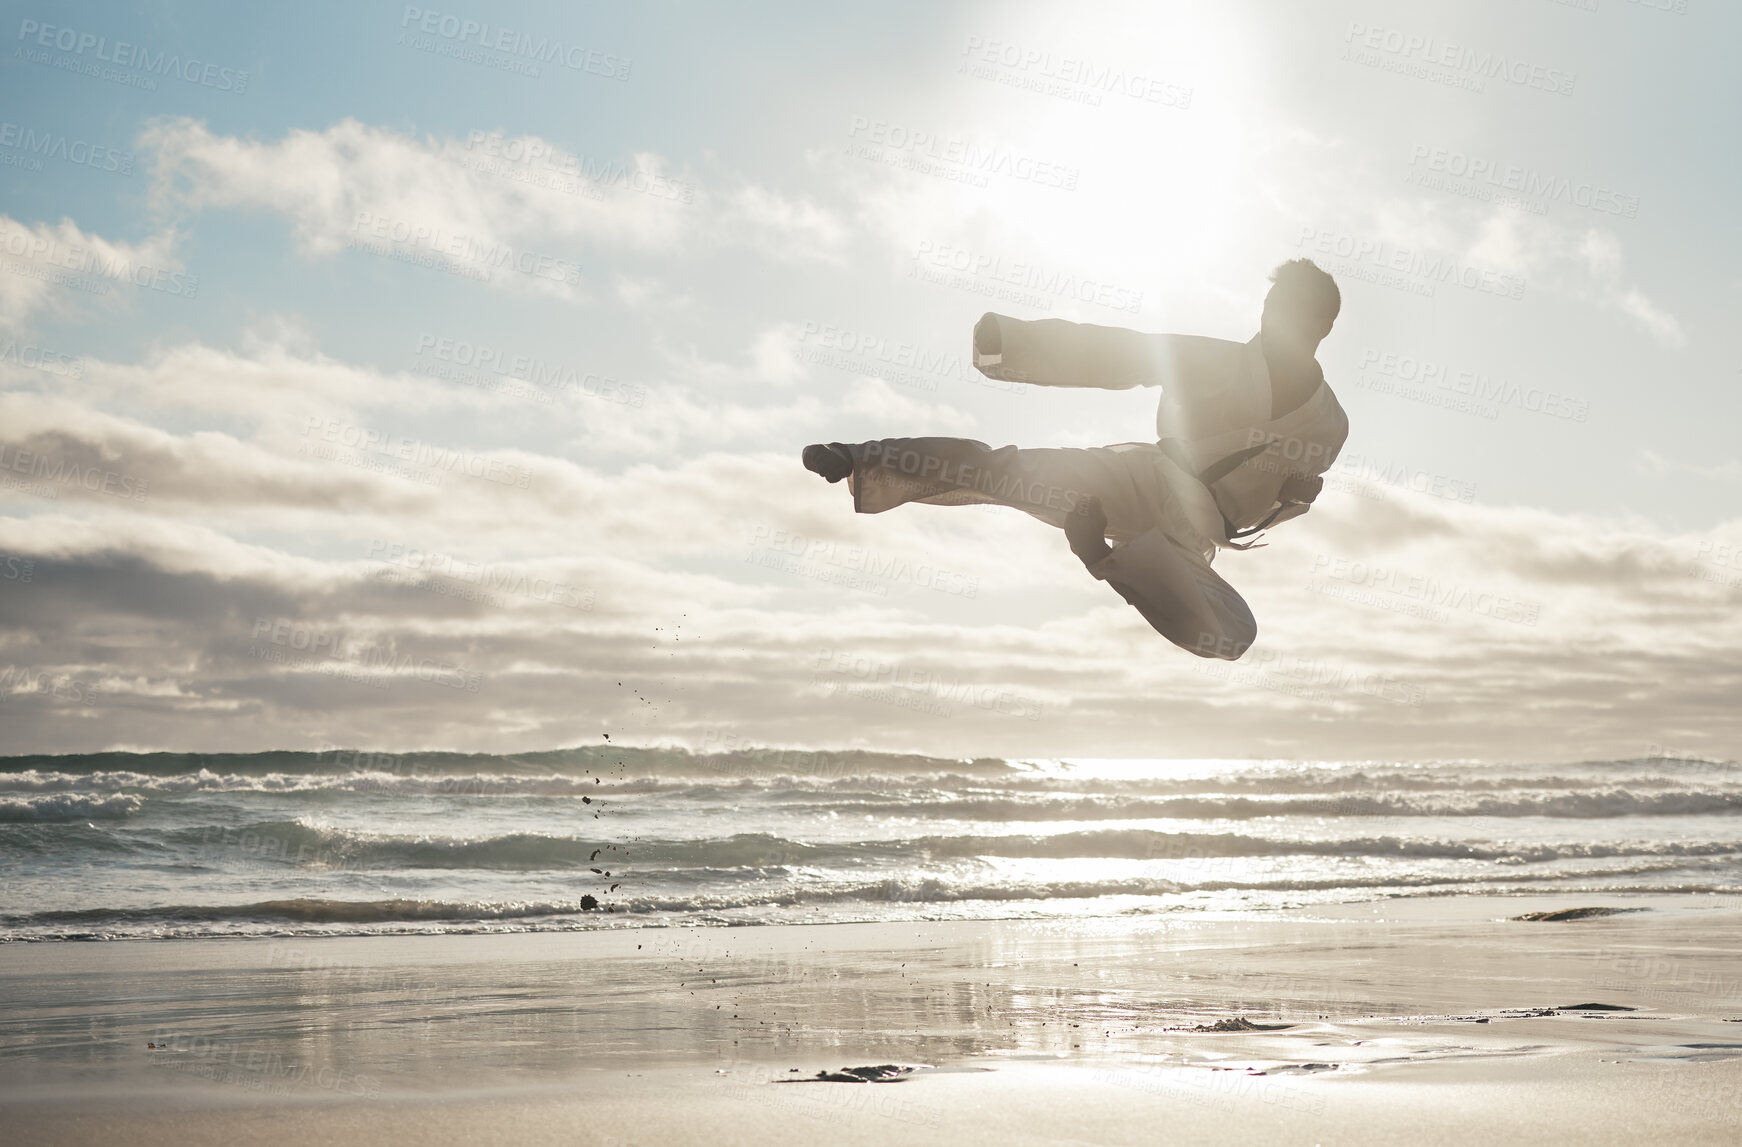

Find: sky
<box><xmin>0</xmin><ymin>0</ymin><xmax>1738</xmax><ymax>762</ymax></box>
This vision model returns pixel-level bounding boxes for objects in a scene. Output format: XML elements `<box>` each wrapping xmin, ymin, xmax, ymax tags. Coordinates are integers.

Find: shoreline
<box><xmin>11</xmin><ymin>881</ymin><xmax>1741</xmax><ymax>946</ymax></box>
<box><xmin>4</xmin><ymin>893</ymin><xmax>1740</xmax><ymax>1142</ymax></box>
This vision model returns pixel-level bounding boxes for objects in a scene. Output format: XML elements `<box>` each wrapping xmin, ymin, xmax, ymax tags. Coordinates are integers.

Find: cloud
<box><xmin>139</xmin><ymin>118</ymin><xmax>852</xmax><ymax>296</ymax></box>
<box><xmin>1575</xmin><ymin>230</ymin><xmax>1686</xmax><ymax>347</ymax></box>
<box><xmin>2</xmin><ymin>37</ymin><xmax>1727</xmax><ymax>766</ymax></box>
<box><xmin>722</xmin><ymin>184</ymin><xmax>852</xmax><ymax>263</ymax></box>
<box><xmin>74</xmin><ymin>339</ymin><xmax>437</xmax><ymax>422</ymax></box>
<box><xmin>0</xmin><ymin>351</ymin><xmax>982</xmax><ymax>564</ymax></box>
<box><xmin>1614</xmin><ymin>286</ymin><xmax>1685</xmax><ymax>347</ymax></box>
<box><xmin>4</xmin><ymin>321</ymin><xmax>980</xmax><ymax>498</ymax></box>
<box><xmin>1369</xmin><ymin>203</ymin><xmax>1687</xmax><ymax>347</ymax></box>
<box><xmin>0</xmin><ymin>214</ymin><xmax>185</xmax><ymax>327</ymax></box>
<box><xmin>1636</xmin><ymin>448</ymin><xmax>1742</xmax><ymax>487</ymax></box>
<box><xmin>1</xmin><ymin>272</ymin><xmax>1736</xmax><ymax>760</ymax></box>
<box><xmin>4</xmin><ymin>454</ymin><xmax>1741</xmax><ymax>760</ymax></box>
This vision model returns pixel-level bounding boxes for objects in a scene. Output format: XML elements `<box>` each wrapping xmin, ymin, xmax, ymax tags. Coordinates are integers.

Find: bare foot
<box><xmin>802</xmin><ymin>443</ymin><xmax>853</xmax><ymax>483</ymax></box>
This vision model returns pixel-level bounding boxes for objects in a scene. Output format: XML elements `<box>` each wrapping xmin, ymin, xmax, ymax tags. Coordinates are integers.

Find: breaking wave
<box><xmin>4</xmin><ymin>748</ymin><xmax>1738</xmax><ymax>942</ymax></box>
<box><xmin>146</xmin><ymin>822</ymin><xmax>1742</xmax><ymax>871</ymax></box>
<box><xmin>0</xmin><ymin>793</ymin><xmax>144</xmax><ymax>822</ymax></box>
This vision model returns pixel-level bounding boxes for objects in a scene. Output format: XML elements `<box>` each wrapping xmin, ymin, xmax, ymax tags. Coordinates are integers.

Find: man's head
<box><xmin>1261</xmin><ymin>258</ymin><xmax>1340</xmax><ymax>349</ymax></box>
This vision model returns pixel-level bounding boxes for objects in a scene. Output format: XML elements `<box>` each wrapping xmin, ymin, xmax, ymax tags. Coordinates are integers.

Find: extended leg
<box><xmin>826</xmin><ymin>437</ymin><xmax>1173</xmax><ymax>542</ymax></box>
<box><xmin>801</xmin><ymin>437</ymin><xmax>1252</xmax><ymax>658</ymax></box>
<box><xmin>846</xmin><ymin>437</ymin><xmax>1077</xmax><ymax>518</ymax></box>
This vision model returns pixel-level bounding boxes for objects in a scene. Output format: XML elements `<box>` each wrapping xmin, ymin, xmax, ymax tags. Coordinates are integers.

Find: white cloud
<box><xmin>1636</xmin><ymin>448</ymin><xmax>1742</xmax><ymax>487</ymax></box>
<box><xmin>5</xmin><ymin>417</ymin><xmax>1742</xmax><ymax>759</ymax></box>
<box><xmin>4</xmin><ymin>8</ymin><xmax>1731</xmax><ymax>764</ymax></box>
<box><xmin>1573</xmin><ymin>229</ymin><xmax>1685</xmax><ymax>346</ymax></box>
<box><xmin>1615</xmin><ymin>287</ymin><xmax>1685</xmax><ymax>347</ymax></box>
<box><xmin>139</xmin><ymin>118</ymin><xmax>852</xmax><ymax>297</ymax></box>
<box><xmin>722</xmin><ymin>184</ymin><xmax>852</xmax><ymax>263</ymax></box>
<box><xmin>0</xmin><ymin>214</ymin><xmax>184</xmax><ymax>327</ymax></box>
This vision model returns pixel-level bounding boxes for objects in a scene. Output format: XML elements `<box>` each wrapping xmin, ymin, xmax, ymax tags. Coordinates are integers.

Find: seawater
<box><xmin>2</xmin><ymin>747</ymin><xmax>1737</xmax><ymax>940</ymax></box>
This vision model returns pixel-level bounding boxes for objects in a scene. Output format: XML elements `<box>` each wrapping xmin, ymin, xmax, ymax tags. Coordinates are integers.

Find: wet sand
<box><xmin>4</xmin><ymin>894</ymin><xmax>1740</xmax><ymax>1145</ymax></box>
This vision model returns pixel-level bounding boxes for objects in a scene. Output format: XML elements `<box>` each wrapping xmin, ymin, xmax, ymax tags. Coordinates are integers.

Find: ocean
<box><xmin>2</xmin><ymin>748</ymin><xmax>1737</xmax><ymax>941</ymax></box>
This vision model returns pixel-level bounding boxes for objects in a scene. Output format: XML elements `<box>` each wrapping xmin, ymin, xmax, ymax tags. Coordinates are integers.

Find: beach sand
<box><xmin>4</xmin><ymin>893</ymin><xmax>1739</xmax><ymax>1145</ymax></box>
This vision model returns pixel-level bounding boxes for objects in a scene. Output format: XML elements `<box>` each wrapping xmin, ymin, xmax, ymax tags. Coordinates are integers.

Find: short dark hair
<box><xmin>1268</xmin><ymin>258</ymin><xmax>1340</xmax><ymax>334</ymax></box>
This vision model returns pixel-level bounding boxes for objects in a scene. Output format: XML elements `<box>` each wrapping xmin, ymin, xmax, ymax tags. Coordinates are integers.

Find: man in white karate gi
<box><xmin>803</xmin><ymin>259</ymin><xmax>1348</xmax><ymax>661</ymax></box>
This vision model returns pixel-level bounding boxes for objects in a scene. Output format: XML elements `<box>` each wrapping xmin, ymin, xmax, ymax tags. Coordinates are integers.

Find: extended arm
<box><xmin>973</xmin><ymin>312</ymin><xmax>1230</xmax><ymax>391</ymax></box>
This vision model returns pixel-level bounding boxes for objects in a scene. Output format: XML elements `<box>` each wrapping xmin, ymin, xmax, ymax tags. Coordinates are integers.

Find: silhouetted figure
<box><xmin>804</xmin><ymin>260</ymin><xmax>1347</xmax><ymax>660</ymax></box>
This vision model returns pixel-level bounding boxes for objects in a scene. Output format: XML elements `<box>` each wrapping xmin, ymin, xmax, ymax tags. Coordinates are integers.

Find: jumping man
<box><xmin>802</xmin><ymin>259</ymin><xmax>1348</xmax><ymax>661</ymax></box>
